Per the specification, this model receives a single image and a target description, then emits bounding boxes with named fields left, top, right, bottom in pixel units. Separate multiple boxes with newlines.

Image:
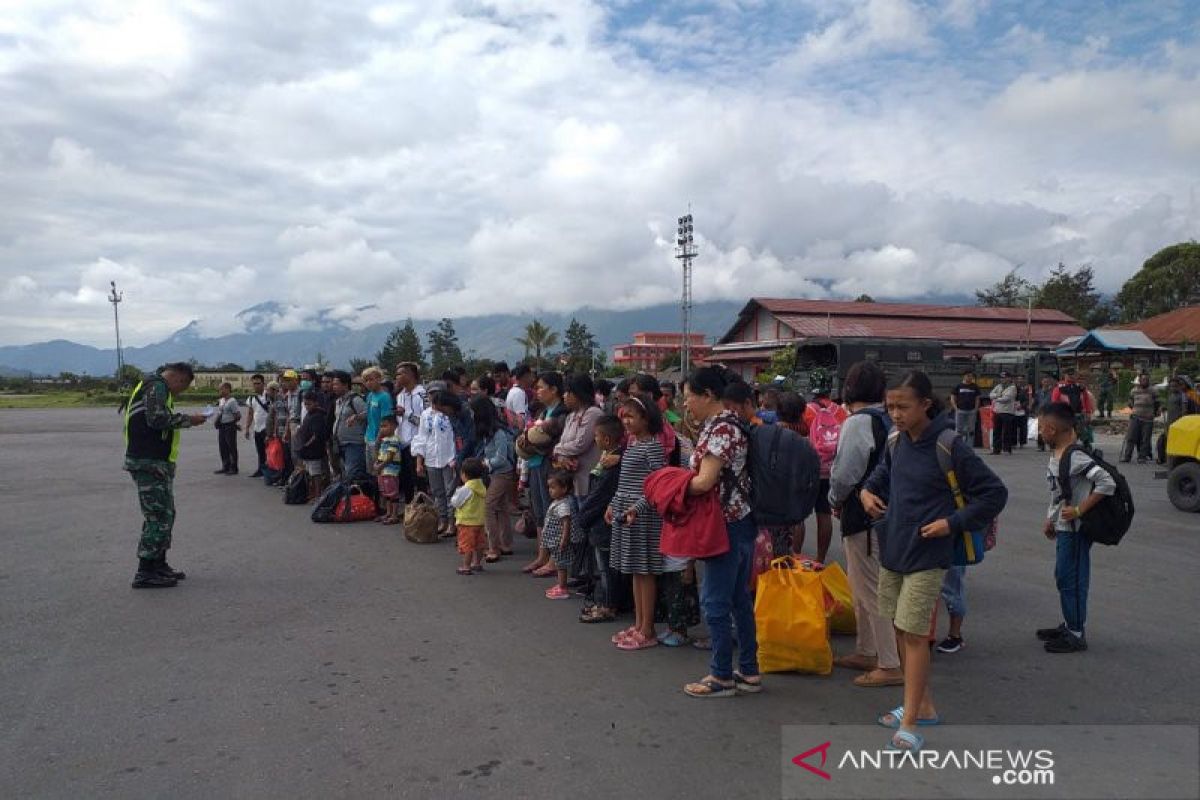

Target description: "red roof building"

left=1115, top=305, right=1200, bottom=354
left=709, top=298, right=1086, bottom=379
left=613, top=332, right=711, bottom=372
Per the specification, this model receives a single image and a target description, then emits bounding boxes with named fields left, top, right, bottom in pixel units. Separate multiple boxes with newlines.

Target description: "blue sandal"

left=684, top=678, right=737, bottom=698
left=887, top=729, right=925, bottom=752
left=877, top=705, right=941, bottom=729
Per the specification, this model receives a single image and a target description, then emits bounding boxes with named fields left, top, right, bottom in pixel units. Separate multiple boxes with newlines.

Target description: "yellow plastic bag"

left=754, top=557, right=832, bottom=675
left=819, top=562, right=856, bottom=635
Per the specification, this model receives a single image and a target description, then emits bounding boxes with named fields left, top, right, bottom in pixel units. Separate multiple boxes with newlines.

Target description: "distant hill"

left=0, top=301, right=744, bottom=376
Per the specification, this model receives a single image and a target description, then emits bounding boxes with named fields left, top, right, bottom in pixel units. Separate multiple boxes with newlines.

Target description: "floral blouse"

left=691, top=410, right=752, bottom=523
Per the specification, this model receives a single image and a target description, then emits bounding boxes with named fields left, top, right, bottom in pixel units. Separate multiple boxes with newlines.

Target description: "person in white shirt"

left=411, top=388, right=460, bottom=535
left=505, top=363, right=534, bottom=429
left=394, top=362, right=428, bottom=505
left=243, top=373, right=270, bottom=477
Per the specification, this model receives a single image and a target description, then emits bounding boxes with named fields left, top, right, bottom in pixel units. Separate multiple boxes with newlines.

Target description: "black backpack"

left=283, top=471, right=308, bottom=505
left=311, top=481, right=350, bottom=523
left=1057, top=444, right=1134, bottom=546
left=726, top=420, right=821, bottom=527
left=839, top=408, right=891, bottom=536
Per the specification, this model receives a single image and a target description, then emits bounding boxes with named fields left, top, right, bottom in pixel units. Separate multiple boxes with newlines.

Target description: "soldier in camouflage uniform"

left=124, top=362, right=207, bottom=588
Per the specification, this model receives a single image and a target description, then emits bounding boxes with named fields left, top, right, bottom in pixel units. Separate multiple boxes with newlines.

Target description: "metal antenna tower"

left=108, top=281, right=125, bottom=380
left=675, top=209, right=697, bottom=374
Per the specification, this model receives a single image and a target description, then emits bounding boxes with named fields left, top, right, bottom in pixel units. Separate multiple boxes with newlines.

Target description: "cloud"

left=0, top=0, right=1197, bottom=347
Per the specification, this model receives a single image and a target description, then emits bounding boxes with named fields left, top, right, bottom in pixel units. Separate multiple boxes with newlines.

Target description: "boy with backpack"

left=1037, top=402, right=1119, bottom=654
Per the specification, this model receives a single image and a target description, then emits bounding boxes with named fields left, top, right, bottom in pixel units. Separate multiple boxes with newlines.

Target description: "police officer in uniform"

left=124, top=362, right=207, bottom=588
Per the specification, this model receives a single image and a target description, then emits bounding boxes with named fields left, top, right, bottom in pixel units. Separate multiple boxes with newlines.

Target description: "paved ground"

left=1, top=408, right=1197, bottom=799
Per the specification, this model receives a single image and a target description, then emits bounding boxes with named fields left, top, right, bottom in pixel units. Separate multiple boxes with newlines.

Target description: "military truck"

left=978, top=350, right=1060, bottom=390
left=791, top=338, right=968, bottom=399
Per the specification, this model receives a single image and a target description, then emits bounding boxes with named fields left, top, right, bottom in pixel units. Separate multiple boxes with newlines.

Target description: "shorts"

left=878, top=566, right=947, bottom=635
left=378, top=474, right=400, bottom=500
left=814, top=478, right=831, bottom=515
left=456, top=524, right=486, bottom=555
left=304, top=459, right=326, bottom=476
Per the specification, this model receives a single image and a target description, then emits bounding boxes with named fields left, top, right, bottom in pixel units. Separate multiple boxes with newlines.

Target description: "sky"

left=0, top=0, right=1197, bottom=347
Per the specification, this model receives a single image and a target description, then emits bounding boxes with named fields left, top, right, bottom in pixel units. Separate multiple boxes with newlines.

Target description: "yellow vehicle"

left=1166, top=415, right=1200, bottom=512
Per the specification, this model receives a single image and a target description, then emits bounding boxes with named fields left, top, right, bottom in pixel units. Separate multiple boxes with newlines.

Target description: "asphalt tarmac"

left=1, top=408, right=1197, bottom=799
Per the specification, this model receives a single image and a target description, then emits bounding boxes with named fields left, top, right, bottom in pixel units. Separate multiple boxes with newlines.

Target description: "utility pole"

left=108, top=281, right=125, bottom=382
left=675, top=209, right=697, bottom=374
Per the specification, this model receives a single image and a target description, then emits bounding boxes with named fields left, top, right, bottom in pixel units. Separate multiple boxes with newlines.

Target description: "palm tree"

left=515, top=319, right=559, bottom=369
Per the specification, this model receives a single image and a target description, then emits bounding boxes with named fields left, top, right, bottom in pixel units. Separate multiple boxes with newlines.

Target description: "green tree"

left=515, top=319, right=560, bottom=369
left=976, top=269, right=1035, bottom=307
left=253, top=359, right=281, bottom=373
left=461, top=352, right=496, bottom=380
left=348, top=357, right=373, bottom=375
left=58, top=371, right=79, bottom=384
left=376, top=319, right=425, bottom=371
left=854, top=294, right=875, bottom=303
left=1034, top=263, right=1104, bottom=328
left=427, top=317, right=464, bottom=376
left=1116, top=242, right=1200, bottom=322
left=561, top=318, right=598, bottom=374
left=216, top=362, right=245, bottom=372
left=767, top=344, right=797, bottom=382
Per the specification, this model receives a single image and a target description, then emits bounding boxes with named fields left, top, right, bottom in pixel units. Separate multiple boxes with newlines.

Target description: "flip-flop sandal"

left=455, top=567, right=473, bottom=576
left=833, top=654, right=878, bottom=671
left=887, top=730, right=925, bottom=752
left=471, top=564, right=484, bottom=573
left=658, top=631, right=689, bottom=647
left=733, top=672, right=763, bottom=693
left=611, top=626, right=637, bottom=643
left=616, top=632, right=658, bottom=651
left=532, top=566, right=556, bottom=577
left=484, top=554, right=501, bottom=563
left=520, top=563, right=540, bottom=573
left=854, top=671, right=906, bottom=688
left=684, top=678, right=737, bottom=698
left=877, top=706, right=941, bottom=729
left=691, top=638, right=712, bottom=651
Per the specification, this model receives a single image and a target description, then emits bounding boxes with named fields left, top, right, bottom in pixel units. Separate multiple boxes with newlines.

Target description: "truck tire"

left=1167, top=461, right=1200, bottom=513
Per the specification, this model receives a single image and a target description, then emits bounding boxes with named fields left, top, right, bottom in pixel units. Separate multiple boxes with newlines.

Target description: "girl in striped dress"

left=606, top=397, right=667, bottom=651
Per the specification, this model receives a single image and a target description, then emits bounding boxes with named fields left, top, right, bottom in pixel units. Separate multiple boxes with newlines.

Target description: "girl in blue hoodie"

left=860, top=371, right=1007, bottom=753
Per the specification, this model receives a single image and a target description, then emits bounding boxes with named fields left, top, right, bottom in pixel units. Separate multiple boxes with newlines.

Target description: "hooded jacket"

left=863, top=415, right=1008, bottom=573
left=644, top=466, right=728, bottom=559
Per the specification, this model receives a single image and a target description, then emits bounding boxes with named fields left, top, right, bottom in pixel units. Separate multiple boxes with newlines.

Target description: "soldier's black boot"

left=132, top=558, right=177, bottom=588
left=156, top=557, right=186, bottom=580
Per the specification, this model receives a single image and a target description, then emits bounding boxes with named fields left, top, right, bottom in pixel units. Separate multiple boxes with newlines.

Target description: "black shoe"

left=249, top=470, right=263, bottom=478
left=214, top=468, right=229, bottom=474
left=226, top=469, right=238, bottom=475
left=1036, top=623, right=1067, bottom=641
left=935, top=636, right=964, bottom=654
left=1044, top=631, right=1087, bottom=653
left=132, top=570, right=177, bottom=588
left=158, top=560, right=187, bottom=580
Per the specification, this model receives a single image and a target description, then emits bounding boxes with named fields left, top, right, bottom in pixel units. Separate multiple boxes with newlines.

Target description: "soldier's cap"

left=281, top=369, right=299, bottom=379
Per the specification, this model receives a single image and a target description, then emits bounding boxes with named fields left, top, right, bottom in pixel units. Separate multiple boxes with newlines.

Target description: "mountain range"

left=0, top=301, right=744, bottom=377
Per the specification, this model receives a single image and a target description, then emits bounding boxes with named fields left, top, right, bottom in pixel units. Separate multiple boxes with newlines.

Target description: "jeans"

left=527, top=461, right=551, bottom=529
left=940, top=565, right=967, bottom=619
left=700, top=515, right=759, bottom=681
left=427, top=464, right=458, bottom=523
left=1122, top=417, right=1154, bottom=462
left=954, top=409, right=977, bottom=442
left=1055, top=529, right=1091, bottom=635
left=1016, top=414, right=1028, bottom=447
left=340, top=441, right=367, bottom=482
